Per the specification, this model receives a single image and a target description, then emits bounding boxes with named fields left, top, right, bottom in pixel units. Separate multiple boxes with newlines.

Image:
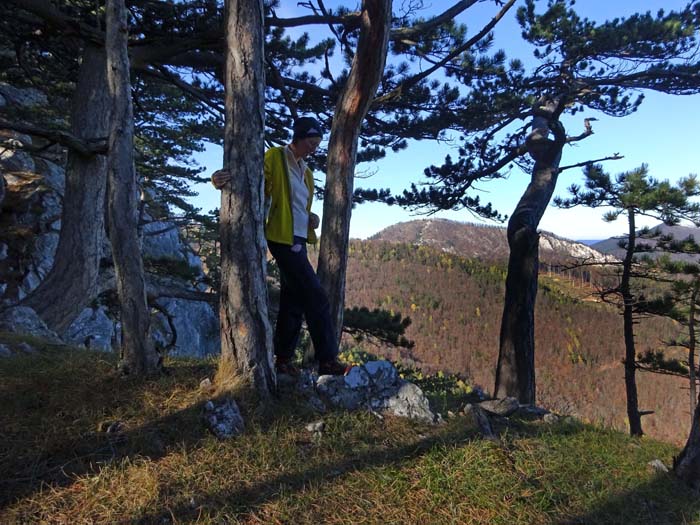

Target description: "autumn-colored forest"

left=338, top=240, right=687, bottom=445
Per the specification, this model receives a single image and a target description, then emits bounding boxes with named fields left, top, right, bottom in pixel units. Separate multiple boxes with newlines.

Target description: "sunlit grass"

left=1, top=342, right=699, bottom=524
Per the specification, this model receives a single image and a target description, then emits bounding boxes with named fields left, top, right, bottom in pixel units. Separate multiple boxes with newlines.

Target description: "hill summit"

left=369, top=219, right=614, bottom=263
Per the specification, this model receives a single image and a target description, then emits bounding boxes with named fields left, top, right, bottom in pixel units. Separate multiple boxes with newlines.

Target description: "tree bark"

left=0, top=167, right=5, bottom=212
left=620, top=209, right=643, bottom=436
left=675, top=391, right=700, bottom=490
left=689, top=280, right=698, bottom=421
left=494, top=107, right=565, bottom=404
left=106, top=0, right=160, bottom=375
left=218, top=0, right=274, bottom=399
left=317, top=0, right=392, bottom=346
left=21, top=45, right=110, bottom=333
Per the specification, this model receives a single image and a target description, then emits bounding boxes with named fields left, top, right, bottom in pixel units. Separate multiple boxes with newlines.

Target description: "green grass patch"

left=1, top=347, right=699, bottom=524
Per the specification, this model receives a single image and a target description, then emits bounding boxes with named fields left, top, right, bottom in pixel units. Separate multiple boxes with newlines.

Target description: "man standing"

left=212, top=117, right=348, bottom=376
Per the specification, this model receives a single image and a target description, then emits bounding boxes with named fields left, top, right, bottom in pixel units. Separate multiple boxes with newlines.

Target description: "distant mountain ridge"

left=591, top=223, right=700, bottom=263
left=369, top=218, right=614, bottom=264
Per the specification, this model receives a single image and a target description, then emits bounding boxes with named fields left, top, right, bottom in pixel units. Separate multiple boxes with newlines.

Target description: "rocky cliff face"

left=0, top=83, right=220, bottom=358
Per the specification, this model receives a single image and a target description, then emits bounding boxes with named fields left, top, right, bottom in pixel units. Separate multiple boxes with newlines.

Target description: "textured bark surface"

left=219, top=0, right=274, bottom=398
left=675, top=396, right=700, bottom=490
left=21, top=46, right=109, bottom=333
left=688, top=282, right=698, bottom=421
left=106, top=0, right=160, bottom=375
left=621, top=210, right=643, bottom=436
left=494, top=115, right=565, bottom=404
left=317, top=0, right=392, bottom=345
left=0, top=167, right=5, bottom=211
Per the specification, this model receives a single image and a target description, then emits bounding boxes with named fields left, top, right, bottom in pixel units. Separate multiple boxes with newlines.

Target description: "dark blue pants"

left=268, top=236, right=338, bottom=363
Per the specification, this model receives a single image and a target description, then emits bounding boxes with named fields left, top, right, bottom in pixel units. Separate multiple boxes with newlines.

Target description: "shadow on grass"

left=558, top=473, right=700, bottom=525
left=124, top=418, right=487, bottom=524
left=124, top=414, right=599, bottom=524
left=0, top=348, right=218, bottom=510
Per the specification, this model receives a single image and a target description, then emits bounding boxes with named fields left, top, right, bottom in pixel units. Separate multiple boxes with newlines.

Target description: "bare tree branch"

left=374, top=0, right=516, bottom=105
left=559, top=154, right=624, bottom=172
left=0, top=118, right=107, bottom=156
left=390, top=0, right=478, bottom=43
left=140, top=66, right=224, bottom=117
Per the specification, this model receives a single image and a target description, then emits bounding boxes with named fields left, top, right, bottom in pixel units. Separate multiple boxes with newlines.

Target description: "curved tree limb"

left=0, top=118, right=108, bottom=156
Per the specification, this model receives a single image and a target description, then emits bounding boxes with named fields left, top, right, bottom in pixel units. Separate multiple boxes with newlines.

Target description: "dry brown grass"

left=2, top=341, right=699, bottom=524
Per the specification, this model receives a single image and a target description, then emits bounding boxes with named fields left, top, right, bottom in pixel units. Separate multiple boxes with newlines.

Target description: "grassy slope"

left=1, top=342, right=699, bottom=524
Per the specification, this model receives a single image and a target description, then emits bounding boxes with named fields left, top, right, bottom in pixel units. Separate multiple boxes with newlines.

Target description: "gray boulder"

left=316, top=373, right=367, bottom=410
left=153, top=298, right=219, bottom=357
left=315, top=360, right=438, bottom=423
left=204, top=398, right=245, bottom=439
left=0, top=305, right=61, bottom=343
left=21, top=233, right=59, bottom=291
left=0, top=83, right=48, bottom=107
left=478, top=397, right=520, bottom=417
left=370, top=380, right=438, bottom=424
left=0, top=143, right=35, bottom=172
left=63, top=306, right=116, bottom=351
left=142, top=219, right=203, bottom=275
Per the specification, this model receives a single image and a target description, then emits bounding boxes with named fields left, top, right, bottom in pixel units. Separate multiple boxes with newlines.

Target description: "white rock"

left=371, top=381, right=437, bottom=424
left=648, top=459, right=669, bottom=473
left=305, top=420, right=325, bottom=433
left=343, top=365, right=370, bottom=389
left=364, top=359, right=399, bottom=385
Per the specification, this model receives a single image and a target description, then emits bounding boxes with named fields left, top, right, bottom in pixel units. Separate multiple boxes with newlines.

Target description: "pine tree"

left=554, top=163, right=700, bottom=436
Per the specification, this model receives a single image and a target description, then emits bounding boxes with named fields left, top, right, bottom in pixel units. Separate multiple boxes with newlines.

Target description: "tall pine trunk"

left=218, top=0, right=274, bottom=398
left=494, top=105, right=565, bottom=404
left=621, top=209, right=643, bottom=436
left=22, top=45, right=109, bottom=333
left=675, top=388, right=700, bottom=489
left=106, top=0, right=159, bottom=375
left=317, top=0, right=392, bottom=345
left=689, top=280, right=698, bottom=420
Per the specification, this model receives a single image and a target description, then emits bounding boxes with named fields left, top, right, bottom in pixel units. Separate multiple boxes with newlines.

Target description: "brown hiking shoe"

left=276, top=358, right=301, bottom=377
left=318, top=359, right=351, bottom=376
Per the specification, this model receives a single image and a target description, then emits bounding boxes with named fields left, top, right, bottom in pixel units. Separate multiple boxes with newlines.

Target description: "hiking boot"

left=318, top=359, right=351, bottom=376
left=276, top=358, right=301, bottom=377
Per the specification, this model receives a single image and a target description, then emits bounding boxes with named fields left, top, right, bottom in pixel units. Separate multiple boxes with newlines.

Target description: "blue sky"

left=188, top=0, right=700, bottom=241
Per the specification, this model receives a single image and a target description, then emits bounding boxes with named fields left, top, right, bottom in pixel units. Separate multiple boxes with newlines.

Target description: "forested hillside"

left=341, top=239, right=687, bottom=444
